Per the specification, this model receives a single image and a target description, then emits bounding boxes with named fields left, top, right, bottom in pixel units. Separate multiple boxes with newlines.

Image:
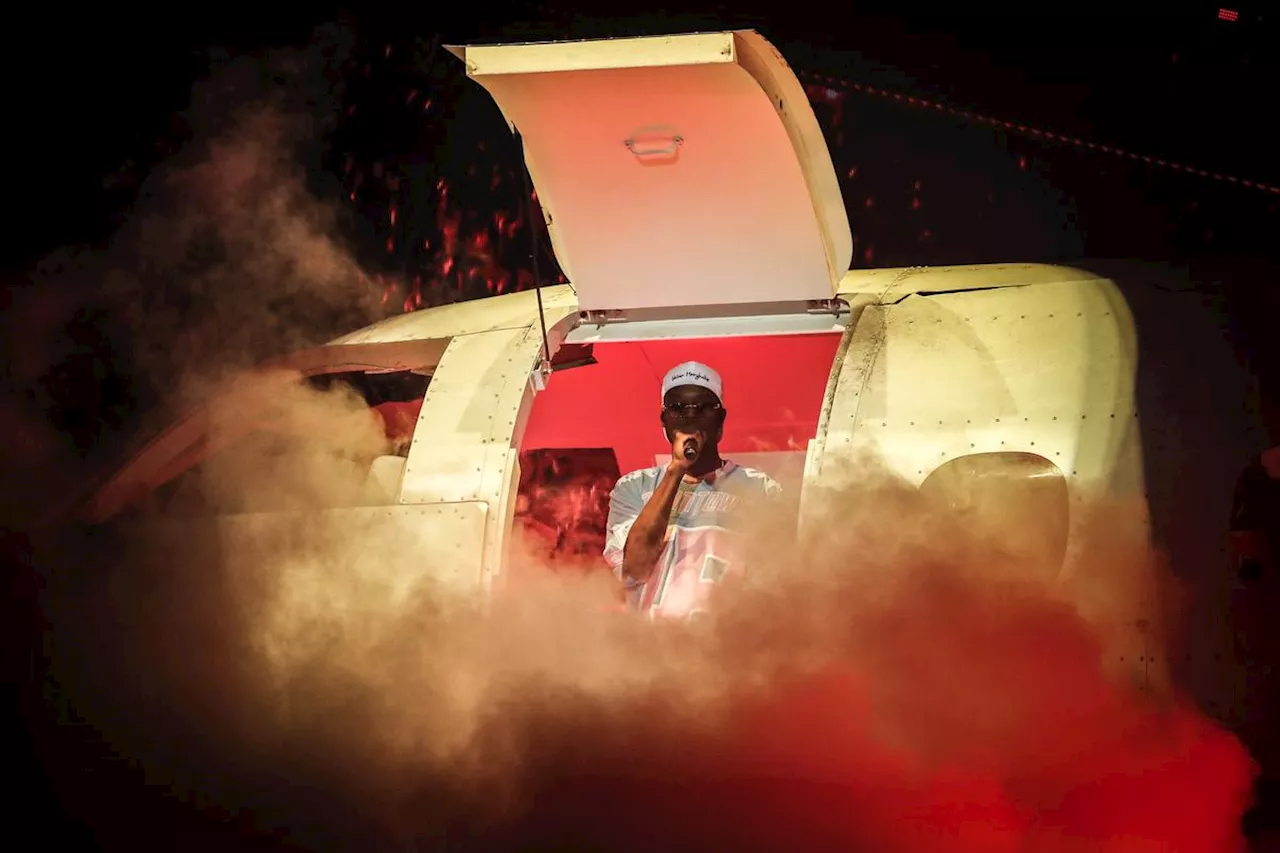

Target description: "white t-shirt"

left=603, top=460, right=782, bottom=620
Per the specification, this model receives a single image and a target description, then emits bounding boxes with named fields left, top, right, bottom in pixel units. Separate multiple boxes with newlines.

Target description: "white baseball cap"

left=661, top=361, right=723, bottom=402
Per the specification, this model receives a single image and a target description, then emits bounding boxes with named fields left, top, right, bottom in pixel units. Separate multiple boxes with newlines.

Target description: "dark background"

left=10, top=2, right=1279, bottom=269
left=9, top=1, right=1280, bottom=443
left=5, top=1, right=1280, bottom=848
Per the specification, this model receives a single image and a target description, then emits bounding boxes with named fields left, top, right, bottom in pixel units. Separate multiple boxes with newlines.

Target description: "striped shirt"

left=603, top=460, right=782, bottom=620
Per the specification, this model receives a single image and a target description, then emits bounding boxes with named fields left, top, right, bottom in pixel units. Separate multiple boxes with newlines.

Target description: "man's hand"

left=622, top=438, right=701, bottom=582
left=669, top=430, right=705, bottom=471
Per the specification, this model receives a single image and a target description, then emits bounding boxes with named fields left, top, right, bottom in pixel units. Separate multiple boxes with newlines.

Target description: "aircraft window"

left=141, top=370, right=431, bottom=517
left=306, top=370, right=430, bottom=406
left=918, top=452, right=1069, bottom=576
left=309, top=370, right=430, bottom=458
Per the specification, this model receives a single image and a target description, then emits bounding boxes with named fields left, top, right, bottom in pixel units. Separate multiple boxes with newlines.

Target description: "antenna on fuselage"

left=514, top=129, right=552, bottom=383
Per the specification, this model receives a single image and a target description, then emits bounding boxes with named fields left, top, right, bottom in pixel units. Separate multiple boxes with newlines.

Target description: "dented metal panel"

left=401, top=327, right=538, bottom=505
left=397, top=305, right=577, bottom=585
left=809, top=268, right=1158, bottom=692
left=816, top=275, right=1140, bottom=496
left=400, top=302, right=576, bottom=502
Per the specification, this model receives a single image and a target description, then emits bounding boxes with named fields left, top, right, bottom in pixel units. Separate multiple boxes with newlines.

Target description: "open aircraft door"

left=82, top=29, right=855, bottom=604
left=442, top=29, right=856, bottom=586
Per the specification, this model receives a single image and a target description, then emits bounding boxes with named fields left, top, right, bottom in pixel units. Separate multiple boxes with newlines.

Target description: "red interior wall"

left=521, top=333, right=842, bottom=476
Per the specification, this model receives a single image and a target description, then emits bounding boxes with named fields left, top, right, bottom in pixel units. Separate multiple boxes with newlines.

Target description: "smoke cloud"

left=4, top=21, right=1260, bottom=853
left=105, top=30, right=377, bottom=404
left=39, top=428, right=1259, bottom=851
left=0, top=24, right=374, bottom=528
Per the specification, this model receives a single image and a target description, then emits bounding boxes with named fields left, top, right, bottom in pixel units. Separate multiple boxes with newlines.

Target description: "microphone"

left=683, top=439, right=699, bottom=461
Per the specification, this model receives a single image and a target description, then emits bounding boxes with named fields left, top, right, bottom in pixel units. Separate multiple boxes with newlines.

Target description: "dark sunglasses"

left=662, top=402, right=722, bottom=419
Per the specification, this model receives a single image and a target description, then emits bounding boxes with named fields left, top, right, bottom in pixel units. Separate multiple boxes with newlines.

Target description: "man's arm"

left=603, top=431, right=702, bottom=586
left=604, top=478, right=641, bottom=580
left=619, top=462, right=687, bottom=583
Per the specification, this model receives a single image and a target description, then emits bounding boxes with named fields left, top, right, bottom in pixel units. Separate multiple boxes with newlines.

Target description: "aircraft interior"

left=511, top=331, right=842, bottom=572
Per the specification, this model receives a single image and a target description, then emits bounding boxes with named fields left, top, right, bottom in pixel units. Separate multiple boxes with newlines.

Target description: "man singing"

left=603, top=361, right=782, bottom=620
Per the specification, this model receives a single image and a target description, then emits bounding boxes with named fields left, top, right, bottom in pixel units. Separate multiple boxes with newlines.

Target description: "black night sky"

left=10, top=4, right=1280, bottom=442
